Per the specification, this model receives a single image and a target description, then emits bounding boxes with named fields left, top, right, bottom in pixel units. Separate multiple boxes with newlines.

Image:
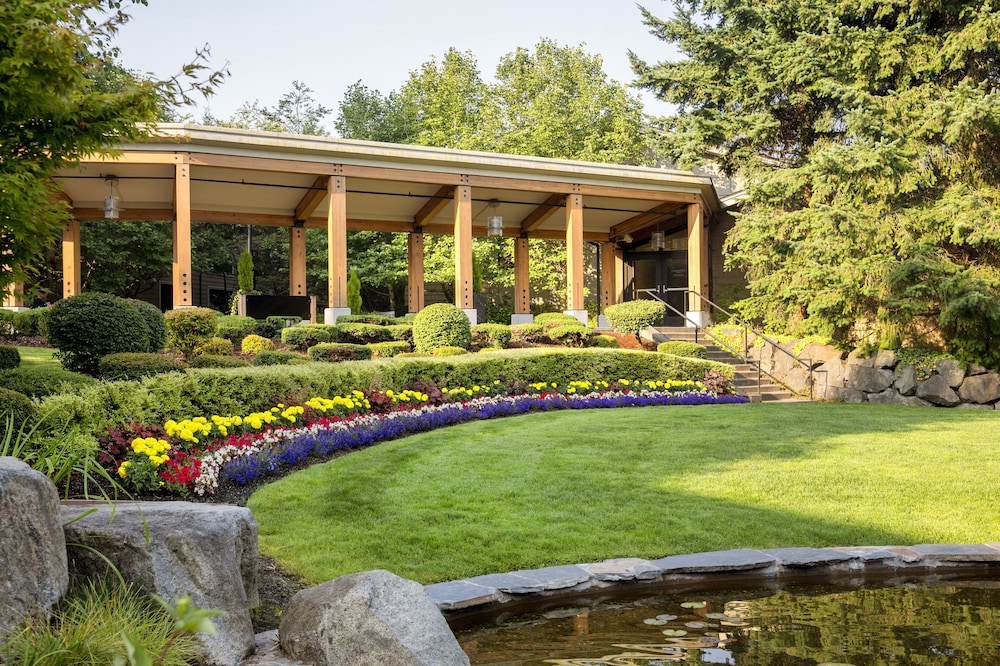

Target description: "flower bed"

left=103, top=378, right=747, bottom=496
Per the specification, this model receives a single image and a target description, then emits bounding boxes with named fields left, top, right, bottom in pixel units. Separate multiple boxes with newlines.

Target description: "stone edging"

left=426, top=544, right=1000, bottom=613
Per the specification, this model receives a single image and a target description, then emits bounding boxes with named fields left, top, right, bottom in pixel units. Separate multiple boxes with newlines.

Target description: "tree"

left=80, top=221, right=172, bottom=297
left=632, top=1, right=1000, bottom=365
left=334, top=82, right=414, bottom=143
left=0, top=0, right=226, bottom=294
left=205, top=80, right=331, bottom=136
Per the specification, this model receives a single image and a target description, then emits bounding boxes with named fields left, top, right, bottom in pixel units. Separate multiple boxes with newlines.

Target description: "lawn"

left=15, top=345, right=57, bottom=368
left=248, top=402, right=1000, bottom=584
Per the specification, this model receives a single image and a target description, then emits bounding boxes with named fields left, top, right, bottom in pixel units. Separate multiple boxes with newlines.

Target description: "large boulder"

left=915, top=375, right=962, bottom=407
left=61, top=501, right=258, bottom=666
left=936, top=359, right=966, bottom=388
left=893, top=364, right=917, bottom=396
left=867, top=390, right=932, bottom=407
left=958, top=372, right=1000, bottom=405
left=0, top=457, right=68, bottom=641
left=846, top=365, right=894, bottom=393
left=799, top=342, right=844, bottom=367
left=873, top=349, right=897, bottom=369
left=280, top=569, right=471, bottom=666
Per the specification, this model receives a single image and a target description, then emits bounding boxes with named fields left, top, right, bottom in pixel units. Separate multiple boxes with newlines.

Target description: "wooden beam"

left=566, top=193, right=585, bottom=312
left=80, top=152, right=188, bottom=165
left=514, top=237, right=530, bottom=315
left=294, top=176, right=329, bottom=222
left=413, top=185, right=454, bottom=227
left=519, top=194, right=564, bottom=233
left=289, top=226, right=307, bottom=296
left=173, top=163, right=193, bottom=307
left=578, top=185, right=699, bottom=203
left=407, top=232, right=425, bottom=314
left=609, top=202, right=685, bottom=238
left=600, top=242, right=622, bottom=311
left=454, top=184, right=474, bottom=311
left=687, top=198, right=709, bottom=313
left=187, top=152, right=338, bottom=176
left=62, top=219, right=81, bottom=298
left=328, top=175, right=348, bottom=309
left=420, top=223, right=608, bottom=242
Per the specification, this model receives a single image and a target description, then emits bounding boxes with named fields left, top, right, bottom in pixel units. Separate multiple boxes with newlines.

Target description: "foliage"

left=534, top=312, right=583, bottom=330
left=337, top=322, right=392, bottom=344
left=472, top=323, right=513, bottom=349
left=334, top=81, right=413, bottom=142
left=307, top=342, right=372, bottom=363
left=252, top=350, right=310, bottom=366
left=604, top=300, right=667, bottom=338
left=412, top=303, right=472, bottom=353
left=368, top=341, right=412, bottom=358
left=237, top=250, right=254, bottom=293
left=336, top=314, right=397, bottom=326
left=164, top=307, right=218, bottom=357
left=0, top=306, right=52, bottom=338
left=192, top=336, right=233, bottom=357
left=256, top=316, right=290, bottom=340
left=188, top=353, right=249, bottom=369
left=592, top=334, right=619, bottom=348
left=386, top=324, right=413, bottom=341
left=241, top=334, right=276, bottom=355
left=0, top=387, right=36, bottom=432
left=347, top=270, right=362, bottom=315
left=633, top=0, right=1000, bottom=366
left=116, top=594, right=223, bottom=666
left=511, top=323, right=547, bottom=343
left=0, top=345, right=20, bottom=370
left=0, top=365, right=98, bottom=397
left=215, top=315, right=258, bottom=344
left=98, top=353, right=186, bottom=381
left=47, top=293, right=150, bottom=375
left=126, top=299, right=166, bottom=352
left=701, top=369, right=733, bottom=395
left=280, top=324, right=342, bottom=351
left=548, top=325, right=594, bottom=348
left=206, top=80, right=330, bottom=136
left=894, top=347, right=957, bottom=380
left=657, top=341, right=708, bottom=359
left=81, top=222, right=173, bottom=298
left=431, top=346, right=469, bottom=356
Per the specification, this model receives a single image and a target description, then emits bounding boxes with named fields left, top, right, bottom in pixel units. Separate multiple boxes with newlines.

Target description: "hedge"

left=510, top=323, right=546, bottom=344
left=188, top=354, right=250, bottom=369
left=98, top=353, right=186, bottom=381
left=0, top=387, right=35, bottom=432
left=548, top=325, right=594, bottom=348
left=471, top=323, right=512, bottom=349
left=281, top=325, right=342, bottom=351
left=386, top=325, right=413, bottom=342
left=241, top=334, right=276, bottom=355
left=412, top=303, right=471, bottom=352
left=308, top=343, right=373, bottom=363
left=47, top=293, right=151, bottom=375
left=368, top=341, right=412, bottom=358
left=431, top=346, right=468, bottom=356
left=192, top=337, right=234, bottom=357
left=164, top=307, right=218, bottom=357
left=592, top=334, right=619, bottom=348
left=0, top=345, right=20, bottom=370
left=0, top=366, right=98, bottom=398
left=216, top=315, right=258, bottom=344
left=127, top=299, right=167, bottom=352
left=534, top=312, right=583, bottom=330
left=657, top=341, right=708, bottom=359
left=335, top=314, right=396, bottom=326
left=252, top=350, right=310, bottom=366
left=337, top=323, right=393, bottom=344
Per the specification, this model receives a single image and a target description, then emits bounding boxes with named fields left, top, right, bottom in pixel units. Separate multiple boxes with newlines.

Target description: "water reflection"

left=456, top=579, right=1000, bottom=665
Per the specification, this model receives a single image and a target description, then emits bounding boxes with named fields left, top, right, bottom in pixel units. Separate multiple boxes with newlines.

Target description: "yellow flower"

left=117, top=461, right=130, bottom=478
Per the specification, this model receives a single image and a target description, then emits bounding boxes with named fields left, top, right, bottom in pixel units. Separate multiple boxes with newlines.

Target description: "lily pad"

left=685, top=621, right=709, bottom=629
left=662, top=629, right=689, bottom=637
left=643, top=618, right=668, bottom=626
left=656, top=614, right=678, bottom=621
left=706, top=612, right=725, bottom=619
left=680, top=601, right=707, bottom=609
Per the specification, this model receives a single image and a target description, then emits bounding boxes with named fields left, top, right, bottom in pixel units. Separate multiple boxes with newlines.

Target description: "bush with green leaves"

left=0, top=366, right=98, bottom=398
left=0, top=345, right=20, bottom=370
left=534, top=312, right=583, bottom=330
left=164, top=307, right=218, bottom=357
left=6, top=308, right=51, bottom=338
left=254, top=316, right=291, bottom=339
left=0, top=386, right=35, bottom=432
left=592, top=334, right=619, bottom=348
left=472, top=323, right=512, bottom=349
left=241, top=334, right=276, bottom=355
left=47, top=292, right=151, bottom=375
left=281, top=324, right=342, bottom=351
left=368, top=341, right=412, bottom=358
left=511, top=323, right=546, bottom=343
left=192, top=336, right=233, bottom=357
left=412, top=303, right=471, bottom=353
left=252, top=350, right=310, bottom=366
left=188, top=354, right=250, bottom=369
left=215, top=315, right=258, bottom=344
left=386, top=324, right=412, bottom=341
left=347, top=271, right=362, bottom=315
left=337, top=314, right=396, bottom=326
left=338, top=322, right=393, bottom=344
left=308, top=342, right=372, bottom=363
left=432, top=346, right=468, bottom=356
left=548, top=325, right=594, bottom=348
left=604, top=300, right=668, bottom=338
left=657, top=341, right=708, bottom=359
left=127, top=299, right=167, bottom=352
left=98, top=353, right=186, bottom=381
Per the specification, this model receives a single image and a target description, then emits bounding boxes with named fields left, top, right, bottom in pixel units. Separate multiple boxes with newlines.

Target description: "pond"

left=453, top=574, right=1000, bottom=665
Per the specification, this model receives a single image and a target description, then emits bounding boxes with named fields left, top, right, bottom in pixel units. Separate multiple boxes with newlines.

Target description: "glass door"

left=626, top=251, right=687, bottom=326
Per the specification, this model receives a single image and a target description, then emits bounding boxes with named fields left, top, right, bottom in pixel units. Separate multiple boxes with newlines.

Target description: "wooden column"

left=565, top=191, right=585, bottom=313
left=327, top=175, right=348, bottom=309
left=687, top=199, right=709, bottom=315
left=3, top=281, right=24, bottom=308
left=289, top=226, right=307, bottom=296
left=407, top=231, right=425, bottom=314
left=600, top=241, right=622, bottom=311
left=62, top=219, right=81, bottom=298
left=514, top=236, right=530, bottom=315
left=454, top=183, right=474, bottom=312
left=172, top=162, right=193, bottom=307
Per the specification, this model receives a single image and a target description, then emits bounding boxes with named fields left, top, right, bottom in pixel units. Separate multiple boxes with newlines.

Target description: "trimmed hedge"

left=472, top=323, right=512, bottom=349
left=1, top=308, right=51, bottom=339
left=98, top=353, right=186, bottom=381
left=548, top=325, right=594, bottom=348
left=386, top=325, right=412, bottom=341
left=47, top=293, right=150, bottom=375
left=0, top=387, right=35, bottom=432
left=592, top=334, right=619, bottom=348
left=127, top=299, right=167, bottom=352
left=431, top=346, right=468, bottom=356
left=604, top=300, right=667, bottom=337
left=534, top=312, right=584, bottom=330
left=216, top=315, right=258, bottom=344
left=335, top=314, right=396, bottom=326
left=164, top=307, right=218, bottom=357
left=657, top=341, right=708, bottom=359
left=368, top=341, right=412, bottom=358
left=253, top=350, right=310, bottom=366
left=255, top=316, right=292, bottom=339
left=281, top=325, right=342, bottom=351
left=511, top=323, right=546, bottom=343
left=308, top=343, right=373, bottom=363
left=241, top=334, right=276, bottom=355
left=192, top=337, right=234, bottom=357
left=188, top=354, right=250, bottom=369
left=0, top=366, right=98, bottom=398
left=412, top=303, right=471, bottom=353
left=0, top=345, right=20, bottom=370
left=338, top=323, right=393, bottom=344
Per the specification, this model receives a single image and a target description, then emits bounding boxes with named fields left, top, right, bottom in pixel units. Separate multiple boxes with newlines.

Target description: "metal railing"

left=636, top=288, right=827, bottom=400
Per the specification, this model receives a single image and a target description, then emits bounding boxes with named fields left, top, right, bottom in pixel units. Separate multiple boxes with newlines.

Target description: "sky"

left=112, top=0, right=681, bottom=133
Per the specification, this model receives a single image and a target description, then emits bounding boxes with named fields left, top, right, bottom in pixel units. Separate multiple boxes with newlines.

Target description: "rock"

left=840, top=388, right=866, bottom=403
left=936, top=359, right=966, bottom=388
left=799, top=343, right=844, bottom=367
left=846, top=349, right=874, bottom=367
left=956, top=402, right=993, bottom=410
left=814, top=360, right=846, bottom=396
left=958, top=372, right=1000, bottom=404
left=866, top=390, right=932, bottom=407
left=968, top=363, right=989, bottom=376
left=874, top=349, right=897, bottom=368
left=280, top=570, right=470, bottom=666
left=915, top=375, right=962, bottom=407
left=846, top=365, right=894, bottom=393
left=893, top=364, right=917, bottom=396
left=61, top=501, right=258, bottom=666
left=0, top=457, right=68, bottom=642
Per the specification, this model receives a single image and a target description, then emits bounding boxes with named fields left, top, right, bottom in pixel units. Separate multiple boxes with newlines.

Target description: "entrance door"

left=626, top=251, right=687, bottom=326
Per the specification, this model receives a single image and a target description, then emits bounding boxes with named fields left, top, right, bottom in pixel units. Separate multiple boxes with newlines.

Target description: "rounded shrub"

left=188, top=354, right=250, bottom=369
left=0, top=345, right=20, bottom=370
left=511, top=323, right=546, bottom=343
left=472, top=323, right=512, bottom=349
left=11, top=308, right=50, bottom=338
left=47, top=292, right=151, bottom=375
left=98, top=353, right=186, bottom=381
left=431, top=346, right=468, bottom=356
left=281, top=325, right=342, bottom=351
left=535, top=312, right=584, bottom=330
left=412, top=303, right=471, bottom=353
left=307, top=342, right=373, bottom=363
left=215, top=315, right=258, bottom=344
left=192, top=336, right=234, bottom=357
left=252, top=350, right=310, bottom=366
left=0, top=387, right=35, bottom=431
left=0, top=366, right=98, bottom=398
left=241, top=334, right=276, bottom=355
left=548, top=325, right=594, bottom=348
left=604, top=300, right=668, bottom=338
left=126, top=299, right=167, bottom=352
left=386, top=324, right=412, bottom=341
left=164, top=307, right=218, bottom=357
left=368, top=341, right=412, bottom=358
left=657, top=341, right=708, bottom=359
left=338, top=323, right=393, bottom=344
left=591, top=334, right=619, bottom=348
left=336, top=314, right=395, bottom=326
left=254, top=316, right=290, bottom=340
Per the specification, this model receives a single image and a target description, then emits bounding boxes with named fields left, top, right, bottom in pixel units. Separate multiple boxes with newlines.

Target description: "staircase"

left=649, top=327, right=798, bottom=402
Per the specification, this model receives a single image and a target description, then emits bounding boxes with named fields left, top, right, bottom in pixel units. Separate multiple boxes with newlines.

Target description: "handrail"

left=636, top=288, right=827, bottom=400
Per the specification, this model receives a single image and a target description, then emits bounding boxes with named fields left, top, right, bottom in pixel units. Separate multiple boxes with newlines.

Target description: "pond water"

left=454, top=576, right=1000, bottom=665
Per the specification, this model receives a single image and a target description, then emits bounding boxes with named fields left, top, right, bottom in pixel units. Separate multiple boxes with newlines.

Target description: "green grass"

left=248, top=402, right=1000, bottom=584
left=16, top=345, right=58, bottom=368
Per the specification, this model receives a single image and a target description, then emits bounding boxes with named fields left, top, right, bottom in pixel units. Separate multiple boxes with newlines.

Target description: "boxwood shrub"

left=386, top=325, right=412, bottom=341
left=241, top=334, right=276, bottom=355
left=431, top=346, right=468, bottom=356
left=511, top=323, right=547, bottom=343
left=164, top=307, right=218, bottom=357
left=281, top=325, right=342, bottom=351
left=604, top=300, right=667, bottom=338
left=534, top=312, right=583, bottom=330
left=0, top=345, right=20, bottom=370
left=337, top=323, right=393, bottom=344
left=548, top=325, right=594, bottom=348
left=188, top=354, right=250, bottom=369
left=308, top=342, right=373, bottom=363
left=368, top=341, right=412, bottom=358
left=0, top=366, right=98, bottom=398
left=472, top=323, right=512, bottom=349
left=254, top=316, right=291, bottom=340
left=98, top=353, right=186, bottom=381
left=47, top=292, right=151, bottom=375
left=126, top=299, right=167, bottom=352
left=592, top=334, right=619, bottom=348
left=0, top=387, right=35, bottom=431
left=192, top=337, right=234, bottom=357
left=253, top=350, right=310, bottom=366
left=216, top=315, right=258, bottom=344
left=657, top=341, right=708, bottom=359
left=412, top=303, right=471, bottom=352
left=335, top=314, right=395, bottom=326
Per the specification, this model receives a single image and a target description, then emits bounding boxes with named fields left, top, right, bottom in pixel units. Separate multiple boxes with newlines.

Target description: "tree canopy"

left=633, top=0, right=1000, bottom=365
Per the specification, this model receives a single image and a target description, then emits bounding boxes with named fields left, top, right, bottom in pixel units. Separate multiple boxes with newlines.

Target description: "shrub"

left=47, top=292, right=150, bottom=375
left=253, top=350, right=310, bottom=366
left=308, top=342, right=372, bottom=363
left=702, top=368, right=733, bottom=394
left=347, top=271, right=362, bottom=314
left=592, top=334, right=619, bottom=348
left=478, top=346, right=506, bottom=353
left=412, top=303, right=471, bottom=353
left=98, top=353, right=186, bottom=381
left=369, top=341, right=412, bottom=358
left=242, top=334, right=276, bottom=355
left=9, top=308, right=51, bottom=338
left=548, top=325, right=594, bottom=348
left=511, top=323, right=546, bottom=343
left=0, top=366, right=98, bottom=398
left=535, top=312, right=583, bottom=330
left=472, top=323, right=512, bottom=349
left=432, top=346, right=469, bottom=356
left=192, top=336, right=233, bottom=357
left=188, top=354, right=250, bottom=369
left=281, top=324, right=342, bottom=351
left=338, top=322, right=393, bottom=344
left=657, top=341, right=708, bottom=359
left=0, top=386, right=36, bottom=430
left=216, top=315, right=258, bottom=344
left=386, top=324, right=413, bottom=341
left=0, top=345, right=20, bottom=370
left=127, top=299, right=167, bottom=352
left=255, top=316, right=291, bottom=339
left=337, top=314, right=396, bottom=326
left=605, top=300, right=668, bottom=338
left=164, top=307, right=218, bottom=357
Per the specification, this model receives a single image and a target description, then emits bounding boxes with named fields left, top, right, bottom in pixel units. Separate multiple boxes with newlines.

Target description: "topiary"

left=386, top=324, right=412, bottom=341
left=192, top=336, right=234, bottom=357
left=254, top=316, right=289, bottom=339
left=347, top=271, right=362, bottom=314
left=0, top=366, right=98, bottom=398
left=471, top=323, right=512, bottom=349
left=241, top=334, right=276, bottom=355
left=47, top=292, right=151, bottom=375
left=591, top=334, right=619, bottom=348
left=368, top=341, right=412, bottom=358
left=337, top=314, right=395, bottom=326
left=412, top=303, right=471, bottom=353
left=252, top=350, right=310, bottom=366
left=280, top=324, right=342, bottom=351
left=548, top=325, right=594, bottom=348
left=511, top=323, right=546, bottom=343
left=307, top=342, right=372, bottom=363
left=431, top=346, right=468, bottom=356
left=604, top=300, right=668, bottom=339
left=0, top=387, right=35, bottom=432
left=164, top=307, right=218, bottom=357
left=126, top=299, right=167, bottom=352
left=338, top=323, right=393, bottom=344
left=97, top=353, right=186, bottom=381
left=215, top=315, right=258, bottom=344
left=0, top=345, right=20, bottom=370
left=188, top=354, right=250, bottom=369
left=535, top=312, right=584, bottom=330
left=657, top=341, right=708, bottom=359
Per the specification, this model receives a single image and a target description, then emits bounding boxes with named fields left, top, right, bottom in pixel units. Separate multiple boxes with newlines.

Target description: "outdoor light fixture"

left=620, top=233, right=634, bottom=244
left=651, top=230, right=665, bottom=251
left=103, top=176, right=121, bottom=219
left=486, top=200, right=503, bottom=237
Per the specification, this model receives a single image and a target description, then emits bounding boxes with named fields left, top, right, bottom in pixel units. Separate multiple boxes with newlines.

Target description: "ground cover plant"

left=247, top=403, right=1000, bottom=584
